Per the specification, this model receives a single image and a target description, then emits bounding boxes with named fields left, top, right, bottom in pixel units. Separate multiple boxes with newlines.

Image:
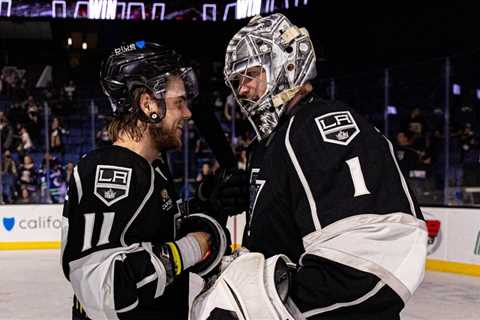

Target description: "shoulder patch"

left=94, top=165, right=132, bottom=206
left=314, top=111, right=360, bottom=146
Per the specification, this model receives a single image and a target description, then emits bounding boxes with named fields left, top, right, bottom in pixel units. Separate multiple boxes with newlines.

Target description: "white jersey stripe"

left=73, top=165, right=83, bottom=203
left=384, top=137, right=417, bottom=216
left=136, top=273, right=158, bottom=289
left=116, top=299, right=139, bottom=313
left=121, top=165, right=155, bottom=246
left=285, top=116, right=321, bottom=231
left=303, top=281, right=385, bottom=317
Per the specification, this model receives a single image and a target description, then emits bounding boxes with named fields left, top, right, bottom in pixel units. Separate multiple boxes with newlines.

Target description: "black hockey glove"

left=177, top=213, right=230, bottom=277
left=196, top=168, right=249, bottom=222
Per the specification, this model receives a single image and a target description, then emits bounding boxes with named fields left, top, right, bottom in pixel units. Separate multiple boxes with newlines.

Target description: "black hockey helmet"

left=100, top=41, right=198, bottom=121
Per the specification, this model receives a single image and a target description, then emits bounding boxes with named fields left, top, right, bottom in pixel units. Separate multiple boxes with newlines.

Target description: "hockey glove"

left=178, top=213, right=230, bottom=277
left=196, top=168, right=249, bottom=221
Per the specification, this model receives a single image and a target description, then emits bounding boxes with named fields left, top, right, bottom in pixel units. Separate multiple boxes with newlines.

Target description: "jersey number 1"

left=82, top=212, right=115, bottom=252
left=345, top=156, right=370, bottom=197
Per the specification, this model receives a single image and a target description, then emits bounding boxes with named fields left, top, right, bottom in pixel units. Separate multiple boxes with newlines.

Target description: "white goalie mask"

left=224, top=13, right=317, bottom=140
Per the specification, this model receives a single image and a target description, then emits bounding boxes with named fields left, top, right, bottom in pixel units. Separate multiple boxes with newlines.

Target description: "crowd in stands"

left=0, top=65, right=88, bottom=204
left=1, top=62, right=479, bottom=206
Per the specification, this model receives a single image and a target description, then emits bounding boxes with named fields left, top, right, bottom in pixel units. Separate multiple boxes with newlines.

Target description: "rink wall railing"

left=1, top=205, right=480, bottom=276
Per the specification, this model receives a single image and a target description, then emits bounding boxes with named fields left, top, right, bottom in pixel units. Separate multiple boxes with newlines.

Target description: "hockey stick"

left=190, top=103, right=237, bottom=171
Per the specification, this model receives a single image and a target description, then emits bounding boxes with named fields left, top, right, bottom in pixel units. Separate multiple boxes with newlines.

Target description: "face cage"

left=225, top=54, right=276, bottom=118
left=147, top=67, right=199, bottom=104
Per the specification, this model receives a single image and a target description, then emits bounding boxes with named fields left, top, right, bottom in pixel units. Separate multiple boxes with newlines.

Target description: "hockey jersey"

left=61, top=145, right=190, bottom=320
left=244, top=95, right=428, bottom=319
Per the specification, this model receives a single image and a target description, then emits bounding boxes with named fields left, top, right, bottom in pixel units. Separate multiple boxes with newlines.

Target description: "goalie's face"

left=231, top=66, right=268, bottom=107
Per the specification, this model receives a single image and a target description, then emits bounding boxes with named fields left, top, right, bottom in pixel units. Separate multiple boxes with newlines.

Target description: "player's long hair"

left=108, top=87, right=149, bottom=142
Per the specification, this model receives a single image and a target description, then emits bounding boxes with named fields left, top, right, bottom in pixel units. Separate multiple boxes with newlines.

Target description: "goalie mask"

left=100, top=41, right=199, bottom=122
left=224, top=13, right=316, bottom=140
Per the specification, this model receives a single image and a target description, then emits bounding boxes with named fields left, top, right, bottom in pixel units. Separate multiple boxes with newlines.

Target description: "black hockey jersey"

left=244, top=96, right=427, bottom=319
left=61, top=145, right=190, bottom=320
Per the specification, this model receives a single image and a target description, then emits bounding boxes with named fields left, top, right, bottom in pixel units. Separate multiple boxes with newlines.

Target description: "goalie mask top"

left=224, top=13, right=317, bottom=140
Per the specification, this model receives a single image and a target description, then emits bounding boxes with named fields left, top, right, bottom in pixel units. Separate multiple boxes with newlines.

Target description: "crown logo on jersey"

left=336, top=130, right=349, bottom=141
left=104, top=189, right=117, bottom=200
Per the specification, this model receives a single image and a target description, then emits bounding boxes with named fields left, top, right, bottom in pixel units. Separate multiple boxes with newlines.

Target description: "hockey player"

left=61, top=42, right=227, bottom=320
left=204, top=14, right=428, bottom=320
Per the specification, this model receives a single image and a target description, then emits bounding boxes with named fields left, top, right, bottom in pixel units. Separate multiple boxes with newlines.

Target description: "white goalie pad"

left=189, top=252, right=305, bottom=320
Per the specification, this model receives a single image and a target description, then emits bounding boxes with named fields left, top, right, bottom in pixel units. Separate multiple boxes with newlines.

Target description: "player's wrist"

left=175, top=233, right=204, bottom=271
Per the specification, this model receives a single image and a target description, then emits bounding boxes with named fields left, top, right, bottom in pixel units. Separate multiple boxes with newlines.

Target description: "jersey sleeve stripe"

left=384, top=137, right=417, bottom=217
left=303, top=281, right=385, bottom=317
left=73, top=165, right=83, bottom=203
left=120, top=165, right=155, bottom=247
left=116, top=299, right=139, bottom=313
left=136, top=273, right=158, bottom=289
left=285, top=116, right=322, bottom=231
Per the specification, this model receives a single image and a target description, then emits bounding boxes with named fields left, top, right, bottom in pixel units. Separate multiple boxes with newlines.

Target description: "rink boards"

left=1, top=204, right=479, bottom=276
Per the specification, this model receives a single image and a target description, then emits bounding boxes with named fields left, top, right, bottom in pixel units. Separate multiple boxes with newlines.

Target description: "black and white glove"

left=196, top=168, right=249, bottom=223
left=177, top=213, right=230, bottom=277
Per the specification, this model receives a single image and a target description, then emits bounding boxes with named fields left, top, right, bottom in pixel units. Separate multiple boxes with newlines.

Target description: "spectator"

left=196, top=161, right=212, bottom=183
left=50, top=117, right=67, bottom=155
left=0, top=112, right=15, bottom=151
left=1, top=150, right=18, bottom=203
left=17, top=154, right=37, bottom=198
left=96, top=125, right=112, bottom=148
left=15, top=185, right=31, bottom=204
left=460, top=123, right=480, bottom=187
left=64, top=80, right=76, bottom=101
left=65, top=161, right=74, bottom=185
left=47, top=162, right=66, bottom=203
left=223, top=93, right=250, bottom=140
left=407, top=107, right=427, bottom=150
left=25, top=101, right=41, bottom=145
left=17, top=126, right=34, bottom=155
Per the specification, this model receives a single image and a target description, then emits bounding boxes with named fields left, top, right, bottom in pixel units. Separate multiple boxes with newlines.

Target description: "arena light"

left=3, top=1, right=310, bottom=20
left=151, top=3, right=165, bottom=21
left=236, top=0, right=261, bottom=19
left=202, top=3, right=216, bottom=21
left=52, top=0, right=67, bottom=18
left=89, top=0, right=117, bottom=19
left=452, top=84, right=461, bottom=95
left=0, top=0, right=12, bottom=17
left=387, top=105, right=397, bottom=115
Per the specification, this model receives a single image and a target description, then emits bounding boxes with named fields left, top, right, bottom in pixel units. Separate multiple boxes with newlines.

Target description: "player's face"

left=235, top=66, right=267, bottom=102
left=150, top=76, right=191, bottom=150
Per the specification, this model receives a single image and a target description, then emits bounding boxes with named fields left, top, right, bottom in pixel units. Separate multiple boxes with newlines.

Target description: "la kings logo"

left=94, top=165, right=132, bottom=206
left=315, top=111, right=360, bottom=146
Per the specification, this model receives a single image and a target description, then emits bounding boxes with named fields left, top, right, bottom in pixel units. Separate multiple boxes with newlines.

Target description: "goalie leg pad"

left=190, top=252, right=305, bottom=320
